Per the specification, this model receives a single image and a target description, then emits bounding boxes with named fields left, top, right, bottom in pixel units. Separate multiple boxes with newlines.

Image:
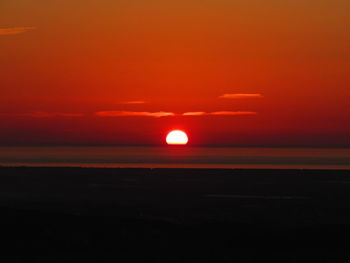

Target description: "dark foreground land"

left=1, top=167, right=350, bottom=262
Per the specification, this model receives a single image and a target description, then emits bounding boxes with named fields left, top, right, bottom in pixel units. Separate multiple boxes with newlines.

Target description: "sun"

left=166, top=130, right=188, bottom=145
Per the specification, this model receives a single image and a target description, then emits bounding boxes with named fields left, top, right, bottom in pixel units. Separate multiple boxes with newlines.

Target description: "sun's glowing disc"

left=166, top=130, right=188, bottom=145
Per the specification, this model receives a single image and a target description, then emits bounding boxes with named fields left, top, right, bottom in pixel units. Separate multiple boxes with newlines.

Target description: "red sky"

left=1, top=0, right=350, bottom=146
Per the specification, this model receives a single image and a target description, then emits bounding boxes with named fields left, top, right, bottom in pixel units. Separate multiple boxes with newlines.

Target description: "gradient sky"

left=1, top=0, right=349, bottom=146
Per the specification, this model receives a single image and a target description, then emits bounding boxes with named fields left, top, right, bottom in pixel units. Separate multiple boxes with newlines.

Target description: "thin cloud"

left=95, top=110, right=256, bottom=118
left=219, top=93, right=263, bottom=99
left=0, top=112, right=84, bottom=118
left=182, top=112, right=206, bottom=116
left=120, top=101, right=146, bottom=104
left=0, top=27, right=36, bottom=36
left=95, top=111, right=175, bottom=118
left=183, top=111, right=257, bottom=116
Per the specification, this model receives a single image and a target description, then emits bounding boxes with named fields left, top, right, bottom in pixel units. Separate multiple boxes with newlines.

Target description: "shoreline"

left=1, top=164, right=350, bottom=170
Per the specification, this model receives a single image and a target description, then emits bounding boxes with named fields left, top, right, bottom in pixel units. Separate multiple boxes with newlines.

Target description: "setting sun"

left=166, top=130, right=188, bottom=145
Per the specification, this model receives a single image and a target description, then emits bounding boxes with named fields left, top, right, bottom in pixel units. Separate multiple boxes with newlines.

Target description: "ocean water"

left=0, top=146, right=349, bottom=169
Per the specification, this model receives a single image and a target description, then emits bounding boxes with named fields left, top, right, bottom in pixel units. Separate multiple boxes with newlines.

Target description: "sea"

left=0, top=146, right=349, bottom=169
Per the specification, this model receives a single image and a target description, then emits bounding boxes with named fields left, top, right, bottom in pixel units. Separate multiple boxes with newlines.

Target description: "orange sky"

left=0, top=0, right=350, bottom=146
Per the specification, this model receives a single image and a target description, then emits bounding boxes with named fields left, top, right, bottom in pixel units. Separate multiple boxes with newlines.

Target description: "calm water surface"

left=0, top=146, right=349, bottom=169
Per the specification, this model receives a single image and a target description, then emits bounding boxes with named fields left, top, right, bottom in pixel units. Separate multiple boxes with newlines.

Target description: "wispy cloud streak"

left=219, top=93, right=263, bottom=99
left=0, top=27, right=36, bottom=36
left=182, top=112, right=207, bottom=116
left=183, top=111, right=257, bottom=116
left=95, top=110, right=256, bottom=118
left=95, top=111, right=175, bottom=118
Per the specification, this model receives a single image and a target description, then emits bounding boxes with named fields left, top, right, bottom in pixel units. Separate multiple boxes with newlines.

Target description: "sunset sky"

left=1, top=0, right=349, bottom=146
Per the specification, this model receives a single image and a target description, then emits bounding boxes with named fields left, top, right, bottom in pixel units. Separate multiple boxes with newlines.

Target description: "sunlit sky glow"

left=0, top=0, right=349, bottom=146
